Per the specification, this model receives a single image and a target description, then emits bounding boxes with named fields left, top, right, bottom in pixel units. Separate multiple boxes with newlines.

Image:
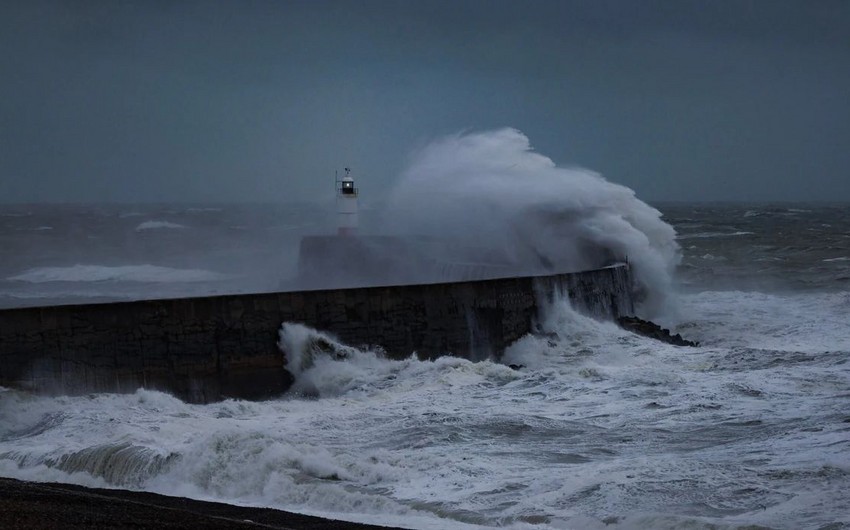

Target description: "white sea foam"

left=1, top=286, right=848, bottom=528
left=384, top=128, right=680, bottom=318
left=7, top=264, right=229, bottom=283
left=1, top=288, right=848, bottom=529
left=675, top=290, right=850, bottom=353
left=135, top=220, right=186, bottom=231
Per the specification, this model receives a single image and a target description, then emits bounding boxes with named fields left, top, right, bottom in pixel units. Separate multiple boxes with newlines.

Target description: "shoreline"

left=0, top=477, right=409, bottom=529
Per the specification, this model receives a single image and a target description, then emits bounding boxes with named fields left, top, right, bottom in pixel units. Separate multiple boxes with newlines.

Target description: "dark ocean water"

left=2, top=202, right=848, bottom=306
left=0, top=203, right=328, bottom=308
left=665, top=203, right=850, bottom=292
left=1, top=202, right=848, bottom=530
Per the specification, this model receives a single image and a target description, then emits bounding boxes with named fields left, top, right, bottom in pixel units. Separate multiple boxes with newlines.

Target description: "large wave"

left=383, top=128, right=680, bottom=317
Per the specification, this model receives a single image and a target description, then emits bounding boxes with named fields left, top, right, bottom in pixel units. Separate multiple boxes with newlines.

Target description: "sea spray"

left=278, top=322, right=392, bottom=396
left=503, top=286, right=639, bottom=373
left=277, top=323, right=360, bottom=377
left=384, top=128, right=680, bottom=317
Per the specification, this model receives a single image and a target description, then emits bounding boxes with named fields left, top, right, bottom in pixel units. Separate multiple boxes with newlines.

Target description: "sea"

left=1, top=201, right=849, bottom=530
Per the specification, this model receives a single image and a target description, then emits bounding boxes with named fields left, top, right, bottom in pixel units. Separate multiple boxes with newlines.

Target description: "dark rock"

left=0, top=477, right=407, bottom=530
left=617, top=316, right=699, bottom=347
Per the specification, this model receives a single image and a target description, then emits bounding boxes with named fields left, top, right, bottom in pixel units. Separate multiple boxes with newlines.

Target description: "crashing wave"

left=1, top=442, right=178, bottom=487
left=383, top=128, right=680, bottom=317
left=278, top=323, right=361, bottom=378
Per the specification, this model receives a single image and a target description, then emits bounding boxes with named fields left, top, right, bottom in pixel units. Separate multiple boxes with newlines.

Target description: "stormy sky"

left=1, top=0, right=848, bottom=204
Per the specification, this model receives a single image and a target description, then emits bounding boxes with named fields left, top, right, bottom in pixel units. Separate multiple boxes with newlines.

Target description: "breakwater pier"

left=0, top=264, right=634, bottom=403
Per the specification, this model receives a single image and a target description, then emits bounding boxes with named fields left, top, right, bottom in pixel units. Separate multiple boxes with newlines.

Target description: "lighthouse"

left=336, top=167, right=359, bottom=236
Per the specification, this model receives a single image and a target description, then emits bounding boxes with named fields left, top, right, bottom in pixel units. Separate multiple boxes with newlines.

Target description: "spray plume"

left=383, top=128, right=680, bottom=317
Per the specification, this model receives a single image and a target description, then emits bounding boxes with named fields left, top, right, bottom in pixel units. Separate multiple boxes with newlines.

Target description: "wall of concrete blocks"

left=0, top=264, right=634, bottom=403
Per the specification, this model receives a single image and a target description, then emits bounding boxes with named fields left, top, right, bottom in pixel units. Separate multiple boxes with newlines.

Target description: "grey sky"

left=1, top=0, right=848, bottom=203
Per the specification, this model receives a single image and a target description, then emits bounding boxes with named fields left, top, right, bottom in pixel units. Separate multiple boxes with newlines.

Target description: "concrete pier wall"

left=0, top=264, right=633, bottom=403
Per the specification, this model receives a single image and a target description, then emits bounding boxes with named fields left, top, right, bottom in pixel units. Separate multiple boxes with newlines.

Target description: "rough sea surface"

left=1, top=203, right=849, bottom=530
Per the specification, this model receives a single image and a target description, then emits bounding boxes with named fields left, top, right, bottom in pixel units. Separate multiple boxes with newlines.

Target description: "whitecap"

left=678, top=231, right=754, bottom=240
left=7, top=264, right=229, bottom=283
left=135, top=220, right=186, bottom=231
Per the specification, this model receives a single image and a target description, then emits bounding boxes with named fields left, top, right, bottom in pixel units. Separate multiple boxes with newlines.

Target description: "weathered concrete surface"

left=0, top=265, right=633, bottom=403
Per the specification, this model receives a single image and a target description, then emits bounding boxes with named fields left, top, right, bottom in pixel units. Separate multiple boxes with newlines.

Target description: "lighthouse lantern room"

left=336, top=167, right=359, bottom=236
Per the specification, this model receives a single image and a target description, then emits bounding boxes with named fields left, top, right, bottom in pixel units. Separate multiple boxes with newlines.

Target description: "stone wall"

left=0, top=265, right=633, bottom=403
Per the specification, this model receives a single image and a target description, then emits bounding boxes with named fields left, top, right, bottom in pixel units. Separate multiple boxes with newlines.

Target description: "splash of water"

left=278, top=322, right=383, bottom=396
left=278, top=323, right=358, bottom=377
left=384, top=128, right=680, bottom=317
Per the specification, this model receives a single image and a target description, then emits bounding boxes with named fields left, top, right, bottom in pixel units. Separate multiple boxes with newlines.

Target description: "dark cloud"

left=1, top=0, right=848, bottom=203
